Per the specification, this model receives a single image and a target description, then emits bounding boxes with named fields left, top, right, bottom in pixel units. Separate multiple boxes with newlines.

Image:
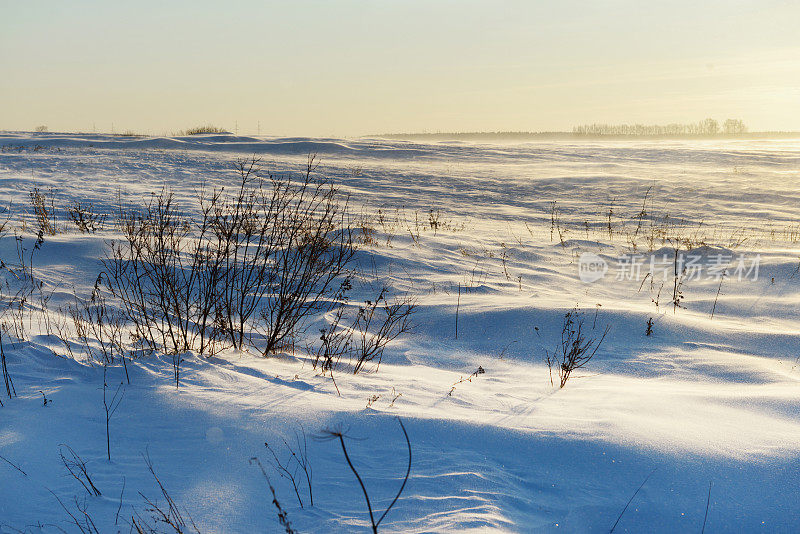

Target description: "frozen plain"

left=1, top=132, right=800, bottom=532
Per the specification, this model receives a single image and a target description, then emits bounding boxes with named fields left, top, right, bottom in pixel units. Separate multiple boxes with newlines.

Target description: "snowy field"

left=1, top=132, right=800, bottom=533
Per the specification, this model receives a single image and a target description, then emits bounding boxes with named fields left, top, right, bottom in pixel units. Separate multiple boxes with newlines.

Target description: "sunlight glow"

left=1, top=1, right=798, bottom=135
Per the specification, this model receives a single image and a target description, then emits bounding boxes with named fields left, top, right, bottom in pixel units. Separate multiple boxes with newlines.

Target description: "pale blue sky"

left=2, top=1, right=798, bottom=135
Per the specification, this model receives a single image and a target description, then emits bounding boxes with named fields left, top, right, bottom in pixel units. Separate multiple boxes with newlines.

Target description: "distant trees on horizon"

left=572, top=118, right=748, bottom=136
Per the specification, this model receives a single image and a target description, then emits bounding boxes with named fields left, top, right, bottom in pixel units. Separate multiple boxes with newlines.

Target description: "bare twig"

left=701, top=481, right=712, bottom=533
left=0, top=453, right=27, bottom=477
left=59, top=444, right=102, bottom=496
left=250, top=457, right=297, bottom=534
left=102, top=366, right=125, bottom=461
left=320, top=418, right=411, bottom=533
left=132, top=451, right=201, bottom=534
left=609, top=468, right=657, bottom=533
left=264, top=427, right=313, bottom=508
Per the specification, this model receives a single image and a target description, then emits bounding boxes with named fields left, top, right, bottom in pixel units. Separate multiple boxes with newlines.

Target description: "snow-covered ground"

left=1, top=132, right=800, bottom=533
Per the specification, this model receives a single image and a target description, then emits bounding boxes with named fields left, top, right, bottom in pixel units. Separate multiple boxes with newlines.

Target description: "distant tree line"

left=378, top=119, right=800, bottom=141
left=572, top=118, right=747, bottom=136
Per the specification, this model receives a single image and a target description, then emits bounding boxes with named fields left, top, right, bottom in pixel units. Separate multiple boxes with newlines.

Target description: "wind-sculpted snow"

left=0, top=132, right=432, bottom=159
left=1, top=134, right=800, bottom=532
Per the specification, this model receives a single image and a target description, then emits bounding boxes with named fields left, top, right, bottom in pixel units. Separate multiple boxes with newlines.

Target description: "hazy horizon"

left=3, top=1, right=799, bottom=136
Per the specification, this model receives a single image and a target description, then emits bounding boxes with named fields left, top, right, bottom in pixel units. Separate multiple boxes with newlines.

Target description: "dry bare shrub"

left=254, top=168, right=357, bottom=356
left=351, top=287, right=415, bottom=374
left=0, top=205, right=9, bottom=237
left=102, top=366, right=125, bottom=460
left=104, top=186, right=224, bottom=387
left=309, top=282, right=415, bottom=379
left=0, top=226, right=49, bottom=347
left=545, top=306, right=609, bottom=388
left=311, top=285, right=353, bottom=382
left=29, top=187, right=57, bottom=235
left=182, top=125, right=226, bottom=135
left=68, top=201, right=106, bottom=233
left=59, top=444, right=102, bottom=497
left=131, top=453, right=201, bottom=534
left=263, top=427, right=313, bottom=508
left=104, top=157, right=358, bottom=366
left=50, top=490, right=100, bottom=534
left=70, top=276, right=126, bottom=368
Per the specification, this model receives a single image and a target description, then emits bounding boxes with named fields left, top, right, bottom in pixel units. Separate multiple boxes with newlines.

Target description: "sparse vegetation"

left=104, top=158, right=358, bottom=362
left=250, top=457, right=297, bottom=534
left=70, top=278, right=126, bottom=367
left=29, top=187, right=57, bottom=235
left=132, top=453, right=202, bottom=534
left=351, top=287, right=415, bottom=374
left=545, top=307, right=609, bottom=388
left=68, top=201, right=106, bottom=233
left=181, top=125, right=227, bottom=135
left=2, top=137, right=795, bottom=533
left=263, top=428, right=313, bottom=508
left=59, top=443, right=102, bottom=497
left=0, top=331, right=14, bottom=404
left=448, top=365, right=485, bottom=396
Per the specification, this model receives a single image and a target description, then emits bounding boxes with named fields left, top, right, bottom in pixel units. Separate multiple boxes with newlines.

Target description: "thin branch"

left=609, top=468, right=657, bottom=533
left=701, top=481, right=712, bottom=533
left=0, top=453, right=27, bottom=477
left=323, top=417, right=412, bottom=533
left=375, top=418, right=411, bottom=528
